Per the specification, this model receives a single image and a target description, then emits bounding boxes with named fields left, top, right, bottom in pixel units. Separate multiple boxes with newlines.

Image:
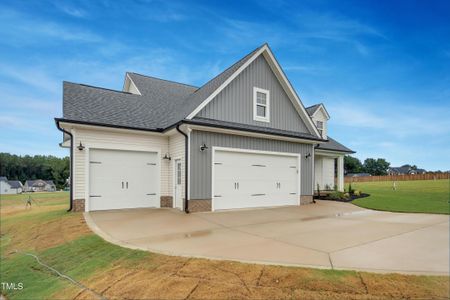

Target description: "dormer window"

left=316, top=121, right=324, bottom=137
left=253, top=87, right=270, bottom=122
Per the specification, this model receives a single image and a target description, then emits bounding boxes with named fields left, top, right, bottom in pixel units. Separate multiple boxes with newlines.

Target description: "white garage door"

left=213, top=149, right=299, bottom=210
left=89, top=149, right=160, bottom=211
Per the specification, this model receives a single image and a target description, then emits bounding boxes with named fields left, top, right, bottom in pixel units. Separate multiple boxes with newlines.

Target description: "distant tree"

left=0, top=153, right=69, bottom=189
left=344, top=156, right=363, bottom=174
left=363, top=158, right=390, bottom=176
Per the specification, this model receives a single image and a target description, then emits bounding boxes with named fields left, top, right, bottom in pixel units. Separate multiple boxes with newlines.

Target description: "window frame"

left=253, top=87, right=270, bottom=122
left=316, top=120, right=324, bottom=137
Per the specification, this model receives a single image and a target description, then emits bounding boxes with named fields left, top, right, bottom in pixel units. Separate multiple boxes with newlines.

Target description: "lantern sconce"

left=200, top=143, right=209, bottom=152
left=163, top=153, right=172, bottom=161
left=305, top=153, right=311, bottom=159
left=77, top=142, right=85, bottom=151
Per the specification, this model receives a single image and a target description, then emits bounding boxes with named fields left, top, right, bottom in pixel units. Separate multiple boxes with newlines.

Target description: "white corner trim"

left=253, top=87, right=270, bottom=123
left=186, top=46, right=267, bottom=119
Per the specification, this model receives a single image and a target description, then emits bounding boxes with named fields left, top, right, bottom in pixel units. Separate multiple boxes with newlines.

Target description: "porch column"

left=337, top=155, right=344, bottom=191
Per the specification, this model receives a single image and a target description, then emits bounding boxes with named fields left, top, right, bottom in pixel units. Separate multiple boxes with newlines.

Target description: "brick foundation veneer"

left=160, top=196, right=173, bottom=208
left=300, top=195, right=314, bottom=205
left=72, top=199, right=85, bottom=212
left=188, top=199, right=212, bottom=212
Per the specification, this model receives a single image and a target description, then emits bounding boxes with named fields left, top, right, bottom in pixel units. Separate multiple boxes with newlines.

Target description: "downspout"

left=55, top=119, right=73, bottom=212
left=176, top=123, right=189, bottom=213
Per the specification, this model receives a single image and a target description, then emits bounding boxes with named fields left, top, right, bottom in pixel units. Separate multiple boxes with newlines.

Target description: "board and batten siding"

left=168, top=133, right=185, bottom=200
left=198, top=55, right=311, bottom=134
left=71, top=127, right=170, bottom=200
left=190, top=130, right=314, bottom=200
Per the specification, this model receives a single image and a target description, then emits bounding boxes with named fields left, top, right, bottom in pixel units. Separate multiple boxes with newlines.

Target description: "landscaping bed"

left=315, top=192, right=370, bottom=202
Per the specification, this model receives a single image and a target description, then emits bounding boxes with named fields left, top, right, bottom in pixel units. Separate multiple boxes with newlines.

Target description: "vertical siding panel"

left=198, top=56, right=311, bottom=134
left=190, top=130, right=313, bottom=200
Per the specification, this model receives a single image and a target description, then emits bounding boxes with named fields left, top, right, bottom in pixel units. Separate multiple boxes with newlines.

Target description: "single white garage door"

left=213, top=149, right=299, bottom=210
left=89, top=149, right=160, bottom=211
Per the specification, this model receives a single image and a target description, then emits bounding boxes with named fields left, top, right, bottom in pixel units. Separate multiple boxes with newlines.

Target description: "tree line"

left=0, top=153, right=69, bottom=189
left=344, top=156, right=390, bottom=176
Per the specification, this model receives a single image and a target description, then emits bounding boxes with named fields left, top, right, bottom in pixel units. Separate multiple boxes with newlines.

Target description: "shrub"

left=348, top=183, right=354, bottom=195
left=329, top=191, right=345, bottom=200
left=354, top=190, right=361, bottom=196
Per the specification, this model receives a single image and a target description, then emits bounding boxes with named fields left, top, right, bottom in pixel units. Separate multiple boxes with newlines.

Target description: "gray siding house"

left=56, top=43, right=354, bottom=212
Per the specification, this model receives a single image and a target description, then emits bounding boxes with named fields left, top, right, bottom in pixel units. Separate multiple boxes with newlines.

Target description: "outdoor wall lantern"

left=163, top=153, right=172, bottom=160
left=77, top=142, right=85, bottom=151
left=305, top=153, right=311, bottom=159
left=200, top=143, right=209, bottom=152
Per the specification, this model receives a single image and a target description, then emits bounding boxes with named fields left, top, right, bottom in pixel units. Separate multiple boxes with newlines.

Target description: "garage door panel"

left=89, top=149, right=159, bottom=211
left=213, top=150, right=299, bottom=211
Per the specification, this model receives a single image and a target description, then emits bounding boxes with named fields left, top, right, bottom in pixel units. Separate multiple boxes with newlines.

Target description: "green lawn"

left=1, top=192, right=449, bottom=299
left=350, top=179, right=450, bottom=214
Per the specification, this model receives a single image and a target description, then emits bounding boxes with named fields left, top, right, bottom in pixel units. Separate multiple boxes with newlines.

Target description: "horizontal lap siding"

left=198, top=55, right=310, bottom=134
left=72, top=127, right=170, bottom=200
left=190, top=130, right=313, bottom=199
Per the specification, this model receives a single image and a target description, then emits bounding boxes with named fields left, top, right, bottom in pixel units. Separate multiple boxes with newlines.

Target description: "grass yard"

left=1, top=192, right=449, bottom=299
left=350, top=179, right=450, bottom=214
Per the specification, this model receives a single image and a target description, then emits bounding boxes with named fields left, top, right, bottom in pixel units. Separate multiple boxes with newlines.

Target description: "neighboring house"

left=24, top=180, right=56, bottom=192
left=388, top=165, right=426, bottom=175
left=0, top=177, right=23, bottom=194
left=346, top=173, right=372, bottom=177
left=56, top=43, right=354, bottom=213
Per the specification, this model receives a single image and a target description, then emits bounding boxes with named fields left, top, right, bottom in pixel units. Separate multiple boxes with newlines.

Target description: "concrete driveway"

left=84, top=201, right=449, bottom=275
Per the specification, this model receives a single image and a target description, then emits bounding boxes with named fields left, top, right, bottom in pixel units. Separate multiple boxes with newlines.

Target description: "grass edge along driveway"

left=1, top=192, right=449, bottom=299
left=350, top=179, right=449, bottom=214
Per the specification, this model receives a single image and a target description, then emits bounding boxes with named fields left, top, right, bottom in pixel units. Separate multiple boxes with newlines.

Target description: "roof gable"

left=306, top=103, right=330, bottom=120
left=185, top=44, right=321, bottom=138
left=197, top=54, right=311, bottom=134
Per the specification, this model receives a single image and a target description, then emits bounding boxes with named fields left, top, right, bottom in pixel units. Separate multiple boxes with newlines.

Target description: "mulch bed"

left=314, top=193, right=370, bottom=202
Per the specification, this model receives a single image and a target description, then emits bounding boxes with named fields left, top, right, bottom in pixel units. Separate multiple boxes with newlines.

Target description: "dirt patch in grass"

left=1, top=209, right=91, bottom=255
left=51, top=256, right=450, bottom=300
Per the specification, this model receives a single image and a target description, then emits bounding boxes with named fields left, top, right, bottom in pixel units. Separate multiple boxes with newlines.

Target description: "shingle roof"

left=316, top=137, right=355, bottom=153
left=0, top=176, right=7, bottom=182
left=62, top=44, right=264, bottom=130
left=8, top=181, right=22, bottom=189
left=188, top=117, right=325, bottom=141
left=306, top=104, right=321, bottom=116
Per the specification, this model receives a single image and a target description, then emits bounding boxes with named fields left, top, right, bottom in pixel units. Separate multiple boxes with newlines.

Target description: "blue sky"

left=0, top=0, right=449, bottom=170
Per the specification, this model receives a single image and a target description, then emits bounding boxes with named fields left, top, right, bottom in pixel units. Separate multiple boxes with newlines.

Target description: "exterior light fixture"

left=77, top=142, right=85, bottom=151
left=305, top=153, right=311, bottom=159
left=200, top=143, right=208, bottom=151
left=163, top=153, right=171, bottom=160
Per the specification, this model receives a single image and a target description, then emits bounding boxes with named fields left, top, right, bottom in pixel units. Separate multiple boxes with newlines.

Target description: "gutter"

left=55, top=119, right=73, bottom=212
left=176, top=124, right=189, bottom=213
left=56, top=118, right=327, bottom=144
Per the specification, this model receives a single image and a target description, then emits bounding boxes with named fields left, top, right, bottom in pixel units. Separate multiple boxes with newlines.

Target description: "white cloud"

left=0, top=7, right=102, bottom=45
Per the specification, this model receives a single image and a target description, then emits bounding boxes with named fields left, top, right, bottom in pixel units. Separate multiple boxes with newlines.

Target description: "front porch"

left=314, top=150, right=344, bottom=192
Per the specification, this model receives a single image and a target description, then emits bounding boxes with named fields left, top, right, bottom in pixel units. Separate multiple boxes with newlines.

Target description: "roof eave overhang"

left=181, top=120, right=327, bottom=144
left=315, top=148, right=355, bottom=155
left=55, top=118, right=165, bottom=134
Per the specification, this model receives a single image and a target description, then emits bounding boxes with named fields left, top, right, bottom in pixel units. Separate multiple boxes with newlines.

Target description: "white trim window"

left=253, top=87, right=270, bottom=122
left=316, top=120, right=323, bottom=137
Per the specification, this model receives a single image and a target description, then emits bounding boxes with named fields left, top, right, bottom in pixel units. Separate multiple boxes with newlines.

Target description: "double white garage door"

left=89, top=149, right=159, bottom=211
left=213, top=150, right=300, bottom=210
